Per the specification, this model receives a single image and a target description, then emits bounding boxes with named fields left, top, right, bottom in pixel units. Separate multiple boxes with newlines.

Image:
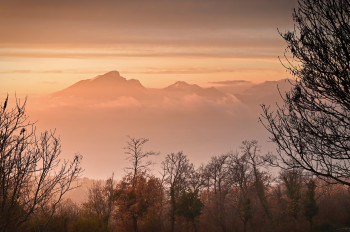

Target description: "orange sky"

left=0, top=0, right=296, bottom=96
left=0, top=0, right=298, bottom=179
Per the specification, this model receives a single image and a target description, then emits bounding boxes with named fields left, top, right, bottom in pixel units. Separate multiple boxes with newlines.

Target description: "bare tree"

left=162, top=152, right=193, bottom=232
left=261, top=0, right=350, bottom=185
left=227, top=152, right=254, bottom=232
left=203, top=154, right=230, bottom=232
left=123, top=136, right=158, bottom=178
left=241, top=140, right=271, bottom=219
left=0, top=96, right=82, bottom=232
left=83, top=174, right=115, bottom=230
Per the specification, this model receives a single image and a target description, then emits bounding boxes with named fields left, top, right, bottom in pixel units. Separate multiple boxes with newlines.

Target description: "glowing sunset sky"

left=1, top=0, right=299, bottom=179
left=1, top=0, right=296, bottom=96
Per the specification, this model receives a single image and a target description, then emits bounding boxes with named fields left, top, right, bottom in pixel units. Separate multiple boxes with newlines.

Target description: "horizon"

left=1, top=0, right=297, bottom=97
left=1, top=1, right=349, bottom=231
left=1, top=0, right=297, bottom=179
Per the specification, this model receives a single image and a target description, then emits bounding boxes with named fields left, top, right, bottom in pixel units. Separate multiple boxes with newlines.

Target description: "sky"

left=0, top=0, right=298, bottom=179
left=1, top=0, right=296, bottom=96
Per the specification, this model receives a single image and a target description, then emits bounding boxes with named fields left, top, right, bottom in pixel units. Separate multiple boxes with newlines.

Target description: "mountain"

left=49, top=71, right=231, bottom=106
left=53, top=71, right=146, bottom=100
left=234, top=79, right=292, bottom=105
left=27, top=71, right=291, bottom=179
left=164, top=81, right=227, bottom=100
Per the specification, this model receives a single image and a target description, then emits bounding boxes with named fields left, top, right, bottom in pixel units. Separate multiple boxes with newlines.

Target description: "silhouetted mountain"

left=51, top=71, right=230, bottom=105
left=53, top=71, right=145, bottom=100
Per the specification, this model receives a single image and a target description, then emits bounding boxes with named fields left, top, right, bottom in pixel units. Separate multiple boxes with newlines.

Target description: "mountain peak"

left=54, top=71, right=145, bottom=98
left=92, top=71, right=125, bottom=82
left=167, top=81, right=200, bottom=90
left=173, top=81, right=190, bottom=87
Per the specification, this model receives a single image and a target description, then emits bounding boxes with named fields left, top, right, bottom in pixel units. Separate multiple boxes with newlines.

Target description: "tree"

left=123, top=136, right=158, bottom=179
left=261, top=0, right=350, bottom=185
left=303, top=179, right=318, bottom=232
left=203, top=154, right=230, bottom=232
left=83, top=175, right=115, bottom=231
left=162, top=152, right=194, bottom=232
left=239, top=197, right=252, bottom=232
left=241, top=140, right=271, bottom=219
left=281, top=169, right=302, bottom=219
left=176, top=190, right=203, bottom=232
left=0, top=96, right=82, bottom=232
left=114, top=174, right=163, bottom=232
left=119, top=137, right=161, bottom=232
left=228, top=152, right=254, bottom=232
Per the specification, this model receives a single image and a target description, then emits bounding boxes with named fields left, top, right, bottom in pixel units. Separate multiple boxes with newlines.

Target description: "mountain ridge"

left=52, top=71, right=229, bottom=101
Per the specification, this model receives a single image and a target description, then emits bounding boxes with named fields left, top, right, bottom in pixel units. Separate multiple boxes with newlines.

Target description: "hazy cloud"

left=0, top=70, right=64, bottom=74
left=209, top=80, right=252, bottom=86
left=1, top=0, right=296, bottom=47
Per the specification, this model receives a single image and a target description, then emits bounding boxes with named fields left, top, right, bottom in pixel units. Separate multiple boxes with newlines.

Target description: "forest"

left=1, top=128, right=350, bottom=232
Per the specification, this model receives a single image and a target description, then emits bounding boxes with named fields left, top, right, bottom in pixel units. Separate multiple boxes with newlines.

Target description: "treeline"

left=20, top=139, right=350, bottom=232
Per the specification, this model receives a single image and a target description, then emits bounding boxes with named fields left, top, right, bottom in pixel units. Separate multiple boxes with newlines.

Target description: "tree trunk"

left=309, top=219, right=313, bottom=232
left=243, top=219, right=247, bottom=232
left=132, top=214, right=138, bottom=232
left=192, top=218, right=198, bottom=232
left=170, top=187, right=176, bottom=232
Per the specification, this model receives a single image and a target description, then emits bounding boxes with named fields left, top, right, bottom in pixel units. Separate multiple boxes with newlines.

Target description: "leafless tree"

left=203, top=154, right=230, bottom=232
left=123, top=136, right=158, bottom=178
left=261, top=0, right=350, bottom=186
left=0, top=96, right=82, bottom=232
left=162, top=152, right=193, bottom=232
left=83, top=174, right=115, bottom=229
left=227, top=152, right=254, bottom=232
left=241, top=140, right=271, bottom=219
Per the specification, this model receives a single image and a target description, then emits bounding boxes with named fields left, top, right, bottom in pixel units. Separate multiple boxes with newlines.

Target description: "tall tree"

left=261, top=0, right=350, bottom=185
left=162, top=152, right=193, bottom=232
left=203, top=154, right=230, bottom=232
left=83, top=175, right=115, bottom=231
left=123, top=136, right=158, bottom=179
left=241, top=140, right=271, bottom=219
left=228, top=152, right=254, bottom=232
left=176, top=190, right=203, bottom=232
left=303, top=179, right=318, bottom=232
left=0, top=97, right=82, bottom=232
left=114, top=174, right=163, bottom=232
left=281, top=169, right=302, bottom=220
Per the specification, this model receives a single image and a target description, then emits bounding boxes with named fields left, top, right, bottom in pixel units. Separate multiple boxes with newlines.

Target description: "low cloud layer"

left=26, top=71, right=291, bottom=179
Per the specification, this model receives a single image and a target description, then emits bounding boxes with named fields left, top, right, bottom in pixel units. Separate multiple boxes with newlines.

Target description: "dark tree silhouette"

left=176, top=190, right=203, bottom=232
left=261, top=0, right=350, bottom=185
left=0, top=96, right=82, bottom=232
left=281, top=169, right=302, bottom=220
left=303, top=179, right=318, bottom=232
left=123, top=136, right=158, bottom=178
left=239, top=197, right=252, bottom=232
left=162, top=152, right=193, bottom=232
left=203, top=154, right=230, bottom=232
left=241, top=140, right=271, bottom=219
